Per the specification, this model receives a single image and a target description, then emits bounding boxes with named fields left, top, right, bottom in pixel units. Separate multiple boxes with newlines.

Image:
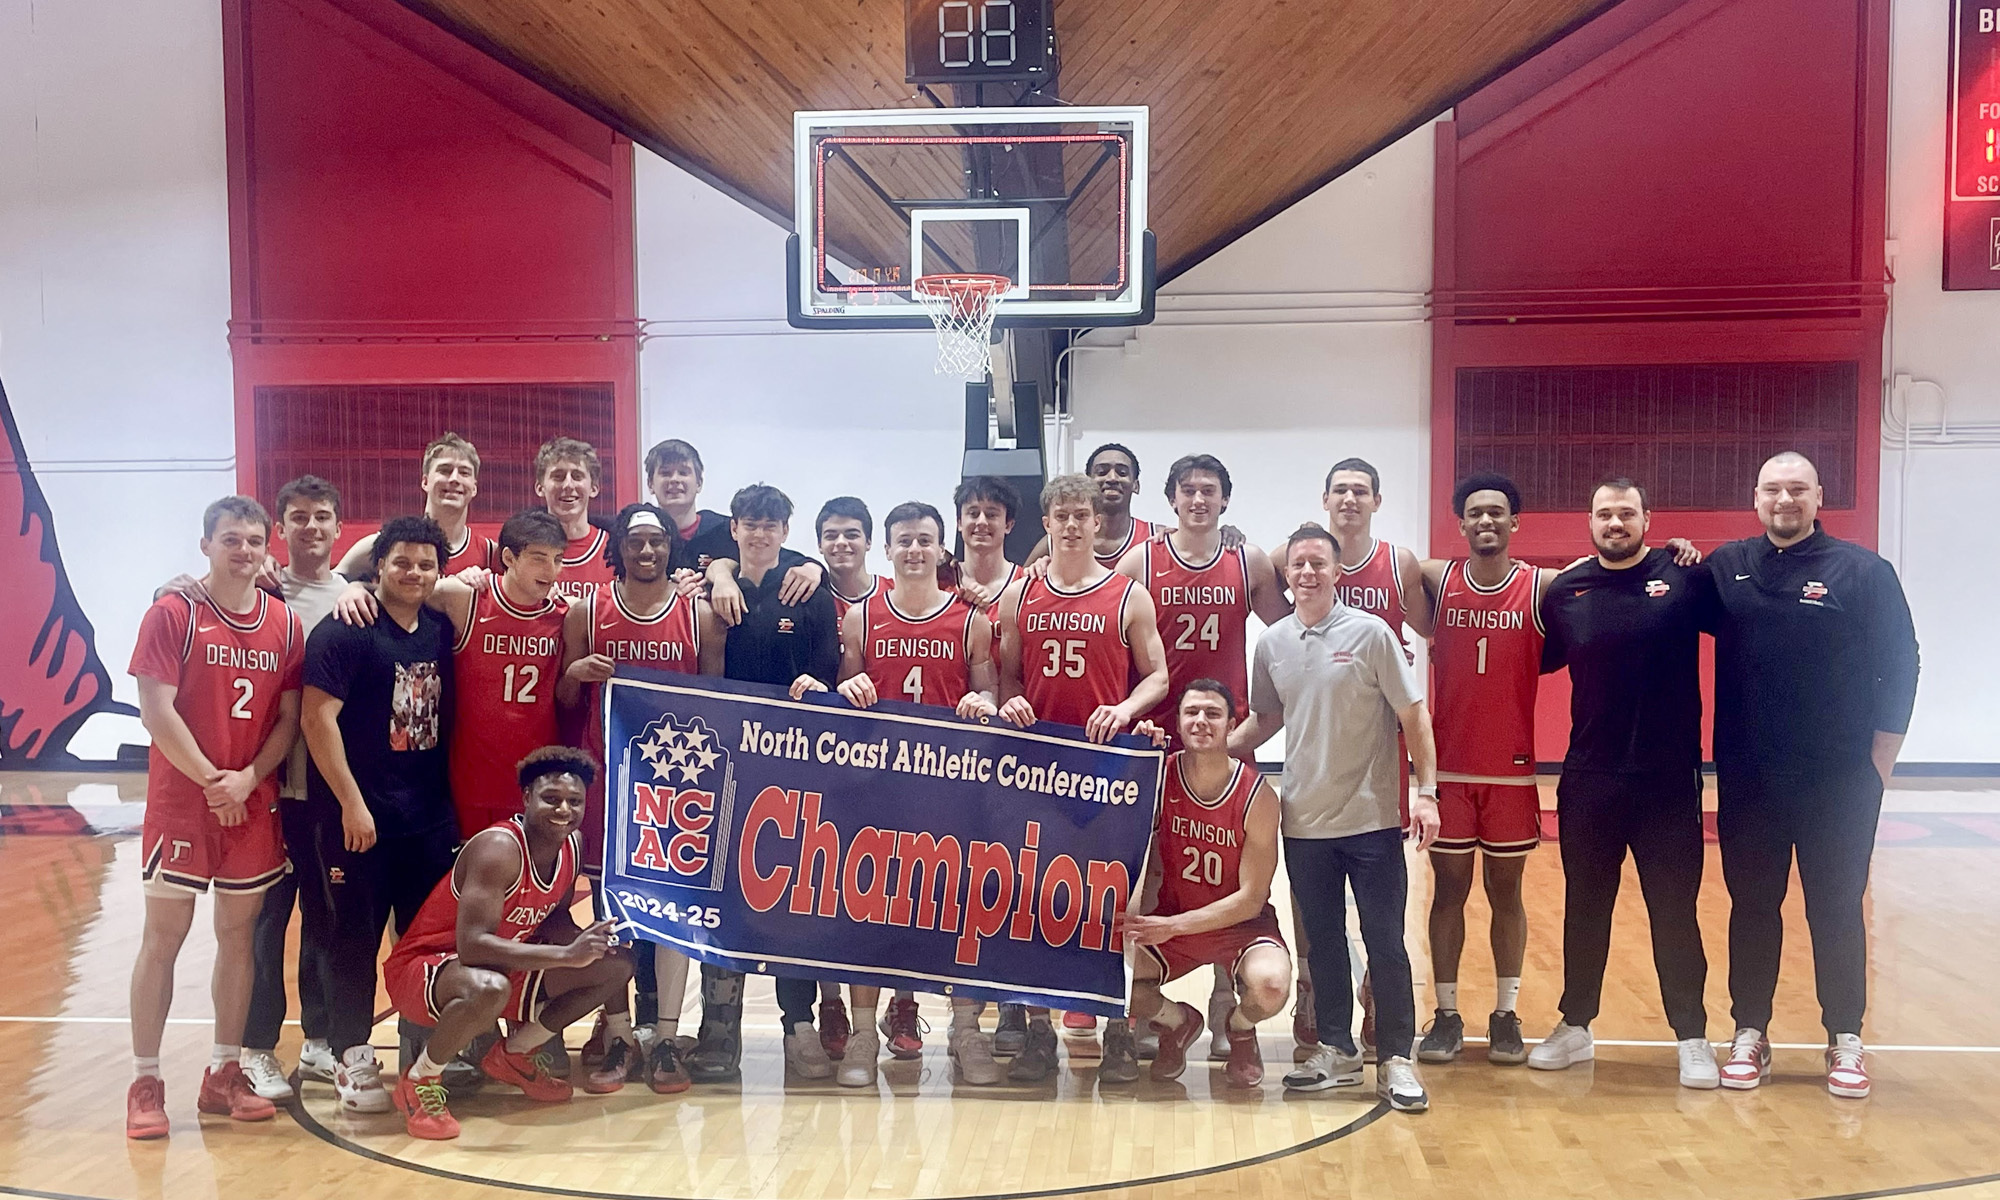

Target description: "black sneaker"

left=441, top=1030, right=495, bottom=1094
left=1486, top=1010, right=1528, bottom=1065
left=1098, top=1021, right=1140, bottom=1084
left=994, top=1004, right=1028, bottom=1057
left=1007, top=1022, right=1059, bottom=1082
left=1416, top=1010, right=1463, bottom=1064
left=539, top=1036, right=572, bottom=1079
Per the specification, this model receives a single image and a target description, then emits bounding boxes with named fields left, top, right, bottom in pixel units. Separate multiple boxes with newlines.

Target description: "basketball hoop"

left=911, top=274, right=1010, bottom=377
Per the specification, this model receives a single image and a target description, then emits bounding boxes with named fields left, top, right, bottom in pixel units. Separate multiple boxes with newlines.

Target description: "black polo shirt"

left=1702, top=524, right=1919, bottom=778
left=722, top=562, right=841, bottom=690
left=670, top=509, right=816, bottom=578
left=1540, top=548, right=1706, bottom=775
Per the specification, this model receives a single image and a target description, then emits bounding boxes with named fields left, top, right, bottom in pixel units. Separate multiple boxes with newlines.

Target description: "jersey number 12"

left=502, top=664, right=540, bottom=704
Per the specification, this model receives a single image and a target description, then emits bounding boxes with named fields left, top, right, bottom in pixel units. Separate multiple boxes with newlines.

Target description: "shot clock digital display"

left=1946, top=0, right=2000, bottom=288
left=906, top=0, right=1054, bottom=84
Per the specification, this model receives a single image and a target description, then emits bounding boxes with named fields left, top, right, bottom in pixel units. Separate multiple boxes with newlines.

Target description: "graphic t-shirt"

left=303, top=607, right=457, bottom=839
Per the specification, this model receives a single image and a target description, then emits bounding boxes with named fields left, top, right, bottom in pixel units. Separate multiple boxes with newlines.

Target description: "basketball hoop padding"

left=912, top=274, right=1010, bottom=377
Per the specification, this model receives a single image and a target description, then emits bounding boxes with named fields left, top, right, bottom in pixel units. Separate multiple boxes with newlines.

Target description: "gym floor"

left=4, top=770, right=1998, bottom=1200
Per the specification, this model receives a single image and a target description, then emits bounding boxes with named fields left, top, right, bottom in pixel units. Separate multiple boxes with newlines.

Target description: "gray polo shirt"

left=1250, top=604, right=1422, bottom=840
left=279, top=568, right=348, bottom=800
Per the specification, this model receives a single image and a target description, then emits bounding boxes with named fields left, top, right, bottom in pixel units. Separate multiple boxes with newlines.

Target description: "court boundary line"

left=286, top=1093, right=1391, bottom=1200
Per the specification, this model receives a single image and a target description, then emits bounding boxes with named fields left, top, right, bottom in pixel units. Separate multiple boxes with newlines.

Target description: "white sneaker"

left=1678, top=1037, right=1720, bottom=1089
left=836, top=1025, right=880, bottom=1087
left=949, top=1027, right=1005, bottom=1085
left=241, top=1050, right=293, bottom=1101
left=1528, top=1022, right=1594, bottom=1071
left=784, top=1025, right=834, bottom=1079
left=1377, top=1056, right=1429, bottom=1112
left=1281, top=1043, right=1364, bottom=1091
left=335, top=1045, right=392, bottom=1113
left=1826, top=1033, right=1870, bottom=1099
left=297, top=1038, right=337, bottom=1084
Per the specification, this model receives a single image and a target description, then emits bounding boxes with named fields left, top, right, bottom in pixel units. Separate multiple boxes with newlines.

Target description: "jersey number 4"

left=1172, top=613, right=1221, bottom=652
left=1040, top=638, right=1087, bottom=679
left=1180, top=846, right=1223, bottom=887
left=502, top=664, right=541, bottom=704
left=901, top=665, right=924, bottom=701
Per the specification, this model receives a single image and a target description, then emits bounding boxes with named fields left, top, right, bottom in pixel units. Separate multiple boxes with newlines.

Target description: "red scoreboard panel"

left=1947, top=1, right=2000, bottom=288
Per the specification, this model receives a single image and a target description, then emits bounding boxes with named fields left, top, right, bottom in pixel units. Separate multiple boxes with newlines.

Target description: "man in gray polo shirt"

left=1231, top=523, right=1440, bottom=1112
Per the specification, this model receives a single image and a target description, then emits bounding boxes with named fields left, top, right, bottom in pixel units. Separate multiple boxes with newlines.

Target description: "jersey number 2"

left=1172, top=613, right=1220, bottom=652
left=229, top=678, right=254, bottom=720
left=502, top=664, right=540, bottom=704
left=1180, top=846, right=1223, bottom=887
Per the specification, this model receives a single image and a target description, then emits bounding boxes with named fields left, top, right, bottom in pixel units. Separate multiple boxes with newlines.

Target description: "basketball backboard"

left=788, top=106, right=1152, bottom=330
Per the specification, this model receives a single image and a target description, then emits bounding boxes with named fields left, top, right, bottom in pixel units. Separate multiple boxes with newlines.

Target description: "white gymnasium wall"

left=0, top=0, right=234, bottom=759
left=1880, top=0, right=2000, bottom=763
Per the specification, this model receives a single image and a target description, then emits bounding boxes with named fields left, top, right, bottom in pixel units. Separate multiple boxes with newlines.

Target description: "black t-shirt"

left=723, top=564, right=841, bottom=690
left=1539, top=548, right=1706, bottom=775
left=670, top=509, right=817, bottom=578
left=303, top=608, right=457, bottom=839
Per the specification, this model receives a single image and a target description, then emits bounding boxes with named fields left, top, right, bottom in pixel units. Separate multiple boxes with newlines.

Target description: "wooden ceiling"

left=395, top=0, right=1622, bottom=283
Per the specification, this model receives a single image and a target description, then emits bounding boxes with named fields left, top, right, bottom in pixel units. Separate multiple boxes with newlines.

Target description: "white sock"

left=211, top=1043, right=239, bottom=1071
left=1435, top=982, right=1459, bottom=1014
left=1496, top=977, right=1521, bottom=1013
left=606, top=1013, right=634, bottom=1044
left=652, top=1017, right=679, bottom=1043
left=134, top=1055, right=162, bottom=1081
left=409, top=1048, right=446, bottom=1081
left=505, top=1020, right=552, bottom=1054
left=1228, top=1006, right=1256, bottom=1033
left=1150, top=1000, right=1183, bottom=1030
left=951, top=1003, right=981, bottom=1033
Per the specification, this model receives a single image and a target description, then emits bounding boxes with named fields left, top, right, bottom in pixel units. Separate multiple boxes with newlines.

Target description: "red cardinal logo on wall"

left=0, top=377, right=132, bottom=762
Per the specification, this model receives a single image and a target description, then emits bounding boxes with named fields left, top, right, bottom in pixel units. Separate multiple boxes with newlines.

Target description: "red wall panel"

left=222, top=0, right=639, bottom=526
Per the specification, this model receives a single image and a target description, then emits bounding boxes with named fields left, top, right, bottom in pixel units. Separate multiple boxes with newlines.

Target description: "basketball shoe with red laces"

left=198, top=1062, right=276, bottom=1121
left=880, top=995, right=926, bottom=1060
left=1719, top=1028, right=1772, bottom=1090
left=393, top=1071, right=460, bottom=1140
left=1826, top=1034, right=1870, bottom=1099
left=480, top=1039, right=574, bottom=1102
left=126, top=1076, right=169, bottom=1140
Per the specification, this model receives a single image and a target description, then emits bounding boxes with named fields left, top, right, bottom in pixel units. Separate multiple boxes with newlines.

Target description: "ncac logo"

left=623, top=714, right=727, bottom=886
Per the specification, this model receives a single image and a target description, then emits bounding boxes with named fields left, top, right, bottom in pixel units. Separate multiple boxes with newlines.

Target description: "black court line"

left=285, top=1094, right=1391, bottom=1200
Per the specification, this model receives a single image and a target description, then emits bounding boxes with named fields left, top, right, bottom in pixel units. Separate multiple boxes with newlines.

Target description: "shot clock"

left=1946, top=0, right=2000, bottom=288
left=905, top=0, right=1055, bottom=84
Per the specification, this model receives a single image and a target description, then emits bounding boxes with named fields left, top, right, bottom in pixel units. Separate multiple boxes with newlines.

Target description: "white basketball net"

left=912, top=274, right=1009, bottom=377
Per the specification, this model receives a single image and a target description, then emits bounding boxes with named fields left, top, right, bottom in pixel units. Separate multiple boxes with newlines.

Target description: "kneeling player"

left=1128, top=680, right=1290, bottom=1087
left=382, top=747, right=632, bottom=1139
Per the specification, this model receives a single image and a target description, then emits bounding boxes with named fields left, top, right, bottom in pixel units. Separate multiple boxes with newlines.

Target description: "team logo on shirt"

left=1329, top=650, right=1355, bottom=664
left=1645, top=579, right=1670, bottom=597
left=777, top=618, right=795, bottom=634
left=1802, top=581, right=1829, bottom=604
left=620, top=713, right=729, bottom=888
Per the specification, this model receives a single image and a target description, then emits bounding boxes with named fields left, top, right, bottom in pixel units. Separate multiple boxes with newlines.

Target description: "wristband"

left=1416, top=785, right=1438, bottom=800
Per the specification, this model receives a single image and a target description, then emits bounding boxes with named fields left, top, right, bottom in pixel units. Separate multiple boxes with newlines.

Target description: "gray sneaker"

left=949, top=1028, right=1005, bottom=1085
left=1377, top=1055, right=1430, bottom=1112
left=1098, top=1021, right=1140, bottom=1084
left=1282, top=1043, right=1365, bottom=1091
left=1417, top=1010, right=1463, bottom=1064
left=1486, top=1010, right=1528, bottom=1065
left=1007, top=1021, right=1059, bottom=1082
left=1208, top=972, right=1235, bottom=1061
left=994, top=1004, right=1028, bottom=1056
left=784, top=1024, right=834, bottom=1080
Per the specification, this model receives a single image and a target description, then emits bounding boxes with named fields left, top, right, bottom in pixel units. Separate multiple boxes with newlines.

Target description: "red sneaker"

left=126, top=1076, right=169, bottom=1140
left=1062, top=1010, right=1098, bottom=1032
left=197, top=1062, right=276, bottom=1122
left=480, top=1039, right=574, bottom=1103
left=393, top=1071, right=461, bottom=1140
left=1292, top=978, right=1320, bottom=1061
left=819, top=995, right=851, bottom=1060
left=1224, top=1019, right=1265, bottom=1088
left=880, top=996, right=926, bottom=1060
left=1147, top=1001, right=1207, bottom=1082
left=1719, top=1029, right=1772, bottom=1090
left=1826, top=1034, right=1870, bottom=1099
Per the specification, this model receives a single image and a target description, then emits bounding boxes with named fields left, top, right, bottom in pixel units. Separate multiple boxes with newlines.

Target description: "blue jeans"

left=1283, top=827, right=1415, bottom=1059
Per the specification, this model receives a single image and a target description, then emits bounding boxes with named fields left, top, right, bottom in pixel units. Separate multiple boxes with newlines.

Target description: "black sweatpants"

left=1283, top=828, right=1415, bottom=1059
left=319, top=823, right=460, bottom=1056
left=1554, top=768, right=1708, bottom=1039
left=244, top=798, right=334, bottom=1051
left=1717, top=763, right=1883, bottom=1038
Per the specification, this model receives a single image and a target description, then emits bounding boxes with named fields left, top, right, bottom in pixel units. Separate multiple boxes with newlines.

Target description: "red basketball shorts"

left=1434, top=779, right=1541, bottom=857
left=1143, top=906, right=1288, bottom=983
left=384, top=952, right=546, bottom=1029
left=140, top=790, right=288, bottom=898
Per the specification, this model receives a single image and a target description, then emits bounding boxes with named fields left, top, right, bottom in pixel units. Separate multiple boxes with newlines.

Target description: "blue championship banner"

left=599, top=671, right=1164, bottom=1015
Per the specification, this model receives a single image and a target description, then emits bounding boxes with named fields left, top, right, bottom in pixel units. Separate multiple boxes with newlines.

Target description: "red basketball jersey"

left=129, top=589, right=305, bottom=811
left=553, top=527, right=615, bottom=603
left=1155, top=754, right=1260, bottom=916
left=387, top=816, right=579, bottom=966
left=862, top=591, right=979, bottom=707
left=832, top=573, right=893, bottom=625
left=1016, top=572, right=1136, bottom=728
left=579, top=585, right=701, bottom=871
left=1095, top=517, right=1155, bottom=568
left=443, top=530, right=498, bottom=575
left=1338, top=538, right=1407, bottom=643
left=451, top=579, right=568, bottom=833
left=1142, top=538, right=1250, bottom=726
left=1431, top=560, right=1543, bottom=781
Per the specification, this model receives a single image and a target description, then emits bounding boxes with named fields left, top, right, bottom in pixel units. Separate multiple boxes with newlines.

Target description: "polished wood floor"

left=5, top=770, right=2000, bottom=1200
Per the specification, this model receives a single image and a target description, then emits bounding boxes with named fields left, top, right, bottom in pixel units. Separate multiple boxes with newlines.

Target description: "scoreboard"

left=1947, top=1, right=2000, bottom=288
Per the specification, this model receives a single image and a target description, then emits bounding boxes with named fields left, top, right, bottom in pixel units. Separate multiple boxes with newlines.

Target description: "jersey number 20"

left=1180, top=846, right=1223, bottom=887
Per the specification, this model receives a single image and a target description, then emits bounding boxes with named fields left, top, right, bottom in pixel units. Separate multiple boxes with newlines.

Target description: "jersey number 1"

left=1475, top=636, right=1488, bottom=675
left=502, top=664, right=540, bottom=704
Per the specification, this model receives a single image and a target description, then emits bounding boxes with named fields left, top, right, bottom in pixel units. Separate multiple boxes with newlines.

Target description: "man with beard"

left=1528, top=479, right=1716, bottom=1088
